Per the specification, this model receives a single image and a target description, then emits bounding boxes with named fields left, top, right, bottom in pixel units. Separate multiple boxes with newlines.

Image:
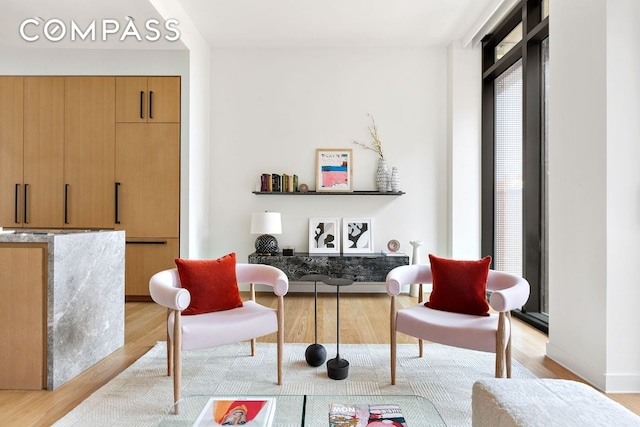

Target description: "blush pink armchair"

left=385, top=264, right=530, bottom=385
left=149, top=263, right=288, bottom=412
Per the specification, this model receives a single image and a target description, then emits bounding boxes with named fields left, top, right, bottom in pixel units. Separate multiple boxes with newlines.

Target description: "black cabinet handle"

left=14, top=183, right=20, bottom=224
left=140, top=91, right=144, bottom=119
left=149, top=91, right=154, bottom=119
left=126, top=241, right=167, bottom=245
left=115, top=182, right=121, bottom=224
left=64, top=184, right=69, bottom=224
left=149, top=90, right=153, bottom=119
left=23, top=184, right=29, bottom=224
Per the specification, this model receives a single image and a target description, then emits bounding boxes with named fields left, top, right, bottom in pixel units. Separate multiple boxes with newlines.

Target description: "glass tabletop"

left=159, top=394, right=446, bottom=426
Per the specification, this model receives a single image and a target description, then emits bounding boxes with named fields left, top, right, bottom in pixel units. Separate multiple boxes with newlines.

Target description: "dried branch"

left=353, top=114, right=384, bottom=159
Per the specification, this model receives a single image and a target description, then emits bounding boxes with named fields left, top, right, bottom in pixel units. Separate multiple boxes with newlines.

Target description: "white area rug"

left=54, top=342, right=536, bottom=426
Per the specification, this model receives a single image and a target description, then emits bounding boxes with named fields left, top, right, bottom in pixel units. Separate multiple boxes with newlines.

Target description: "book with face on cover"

left=193, top=397, right=276, bottom=427
left=329, top=403, right=408, bottom=427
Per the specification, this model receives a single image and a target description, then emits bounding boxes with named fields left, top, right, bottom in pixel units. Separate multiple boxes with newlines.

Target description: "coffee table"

left=159, top=394, right=446, bottom=426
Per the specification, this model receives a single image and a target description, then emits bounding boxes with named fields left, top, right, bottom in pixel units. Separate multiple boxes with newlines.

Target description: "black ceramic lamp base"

left=305, top=343, right=327, bottom=367
left=327, top=356, right=349, bottom=380
left=254, top=234, right=279, bottom=255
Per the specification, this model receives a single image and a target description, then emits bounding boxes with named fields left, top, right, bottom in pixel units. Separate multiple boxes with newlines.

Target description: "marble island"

left=0, top=229, right=125, bottom=390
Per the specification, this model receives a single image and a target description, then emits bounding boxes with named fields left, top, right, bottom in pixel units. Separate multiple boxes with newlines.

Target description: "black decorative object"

left=301, top=274, right=329, bottom=367
left=282, top=247, right=295, bottom=256
left=255, top=234, right=279, bottom=255
left=323, top=277, right=354, bottom=380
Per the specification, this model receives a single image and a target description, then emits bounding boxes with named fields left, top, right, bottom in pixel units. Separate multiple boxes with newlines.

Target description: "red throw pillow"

left=175, top=253, right=243, bottom=315
left=425, top=254, right=491, bottom=316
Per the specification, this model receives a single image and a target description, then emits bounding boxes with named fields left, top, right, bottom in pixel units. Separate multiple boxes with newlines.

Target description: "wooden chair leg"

left=417, top=284, right=423, bottom=357
left=250, top=283, right=256, bottom=356
left=167, top=309, right=173, bottom=376
left=495, top=312, right=506, bottom=378
left=277, top=295, right=284, bottom=385
left=506, top=312, right=512, bottom=378
left=390, top=296, right=397, bottom=385
left=173, top=310, right=182, bottom=414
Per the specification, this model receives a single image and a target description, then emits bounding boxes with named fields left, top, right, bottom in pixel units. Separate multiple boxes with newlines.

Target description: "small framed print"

left=342, top=218, right=374, bottom=253
left=315, top=148, right=353, bottom=192
left=309, top=218, right=341, bottom=254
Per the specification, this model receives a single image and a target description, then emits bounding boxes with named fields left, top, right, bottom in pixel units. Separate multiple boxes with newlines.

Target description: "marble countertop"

left=0, top=229, right=113, bottom=242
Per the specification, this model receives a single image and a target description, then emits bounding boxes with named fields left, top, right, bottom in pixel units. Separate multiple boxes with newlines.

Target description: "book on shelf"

left=329, top=403, right=408, bottom=427
left=381, top=249, right=407, bottom=257
left=286, top=174, right=294, bottom=192
left=193, top=397, right=276, bottom=427
left=260, top=174, right=271, bottom=192
left=271, top=174, right=281, bottom=192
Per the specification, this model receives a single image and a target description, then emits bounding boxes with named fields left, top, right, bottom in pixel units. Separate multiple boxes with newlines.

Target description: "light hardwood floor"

left=1, top=293, right=638, bottom=426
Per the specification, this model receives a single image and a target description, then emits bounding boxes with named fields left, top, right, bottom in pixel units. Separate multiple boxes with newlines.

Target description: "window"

left=494, top=60, right=523, bottom=276
left=496, top=23, right=523, bottom=60
left=481, top=0, right=549, bottom=332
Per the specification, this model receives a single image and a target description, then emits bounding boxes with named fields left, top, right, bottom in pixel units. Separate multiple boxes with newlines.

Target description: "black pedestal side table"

left=323, top=277, right=354, bottom=380
left=300, top=274, right=330, bottom=367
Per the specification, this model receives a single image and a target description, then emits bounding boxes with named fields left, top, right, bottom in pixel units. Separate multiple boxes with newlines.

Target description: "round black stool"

left=323, top=277, right=354, bottom=380
left=300, top=274, right=329, bottom=367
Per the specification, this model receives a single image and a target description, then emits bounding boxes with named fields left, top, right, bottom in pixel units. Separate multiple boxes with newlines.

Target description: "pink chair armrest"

left=489, top=280, right=530, bottom=312
left=149, top=269, right=191, bottom=311
left=386, top=264, right=433, bottom=296
left=236, top=263, right=289, bottom=296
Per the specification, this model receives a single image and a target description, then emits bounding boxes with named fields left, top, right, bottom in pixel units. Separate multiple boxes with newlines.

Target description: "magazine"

left=329, top=403, right=408, bottom=427
left=193, top=397, right=276, bottom=427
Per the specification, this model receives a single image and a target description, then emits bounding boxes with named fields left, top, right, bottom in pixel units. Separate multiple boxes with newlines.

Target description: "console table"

left=248, top=252, right=409, bottom=282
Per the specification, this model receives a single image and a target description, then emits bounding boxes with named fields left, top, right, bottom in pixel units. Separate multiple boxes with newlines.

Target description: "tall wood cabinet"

left=65, top=77, right=116, bottom=229
left=0, top=77, right=65, bottom=228
left=0, top=77, right=24, bottom=227
left=0, top=75, right=180, bottom=299
left=115, top=76, right=180, bottom=298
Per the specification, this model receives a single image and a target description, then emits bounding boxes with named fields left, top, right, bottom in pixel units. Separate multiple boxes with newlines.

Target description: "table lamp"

left=250, top=211, right=282, bottom=255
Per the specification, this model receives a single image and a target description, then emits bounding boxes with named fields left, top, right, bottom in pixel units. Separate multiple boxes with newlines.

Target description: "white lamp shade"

left=250, top=212, right=282, bottom=235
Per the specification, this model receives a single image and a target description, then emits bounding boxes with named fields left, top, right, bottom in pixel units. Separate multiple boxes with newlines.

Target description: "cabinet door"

left=0, top=77, right=24, bottom=227
left=115, top=76, right=147, bottom=123
left=0, top=245, right=46, bottom=390
left=125, top=238, right=179, bottom=297
left=115, top=123, right=180, bottom=238
left=64, top=77, right=116, bottom=229
left=147, top=77, right=180, bottom=123
left=116, top=76, right=180, bottom=123
left=23, top=77, right=65, bottom=228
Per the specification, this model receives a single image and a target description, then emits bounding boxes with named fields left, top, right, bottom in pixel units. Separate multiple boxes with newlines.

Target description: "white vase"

left=409, top=240, right=424, bottom=297
left=391, top=167, right=400, bottom=192
left=376, top=158, right=388, bottom=192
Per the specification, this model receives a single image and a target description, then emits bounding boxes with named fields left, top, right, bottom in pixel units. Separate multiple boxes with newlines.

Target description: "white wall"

left=547, top=0, right=640, bottom=392
left=0, top=48, right=187, bottom=76
left=605, top=0, right=640, bottom=392
left=207, top=47, right=449, bottom=272
left=149, top=0, right=212, bottom=259
left=448, top=42, right=482, bottom=260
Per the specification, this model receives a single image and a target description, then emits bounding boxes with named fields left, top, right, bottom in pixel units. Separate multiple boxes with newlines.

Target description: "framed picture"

left=342, top=218, right=374, bottom=253
left=309, top=218, right=341, bottom=254
left=315, top=148, right=353, bottom=192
